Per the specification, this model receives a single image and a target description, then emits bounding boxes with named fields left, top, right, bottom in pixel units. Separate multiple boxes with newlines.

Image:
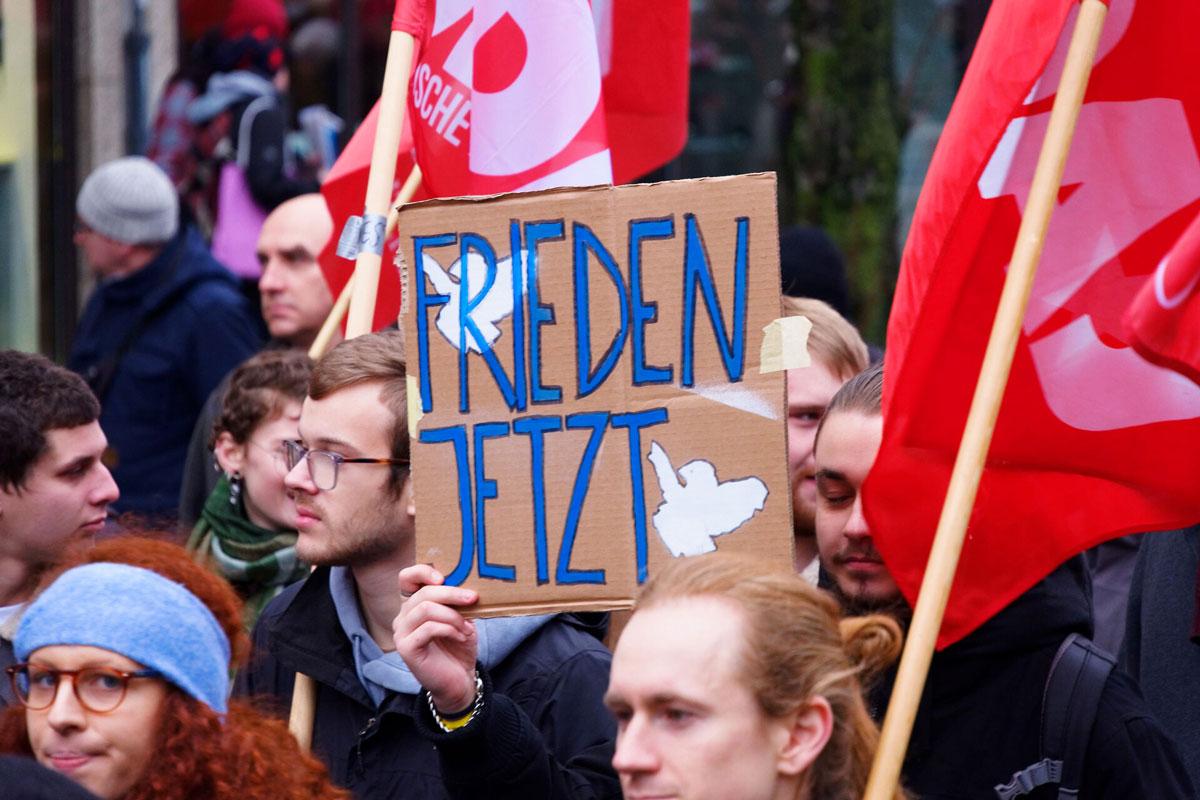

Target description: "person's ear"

left=213, top=432, right=247, bottom=476
left=776, top=695, right=834, bottom=778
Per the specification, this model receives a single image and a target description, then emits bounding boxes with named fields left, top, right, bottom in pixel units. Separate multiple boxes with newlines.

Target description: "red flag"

left=866, top=0, right=1200, bottom=647
left=597, top=0, right=690, bottom=183
left=315, top=0, right=429, bottom=333
left=408, top=0, right=688, bottom=197
left=1124, top=209, right=1200, bottom=385
left=391, top=0, right=427, bottom=35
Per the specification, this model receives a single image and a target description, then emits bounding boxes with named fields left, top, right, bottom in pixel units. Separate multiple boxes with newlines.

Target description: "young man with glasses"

left=236, top=330, right=619, bottom=800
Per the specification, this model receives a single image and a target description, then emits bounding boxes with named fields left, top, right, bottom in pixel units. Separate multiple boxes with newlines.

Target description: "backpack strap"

left=993, top=633, right=1115, bottom=800
left=236, top=94, right=275, bottom=171
left=1042, top=634, right=1116, bottom=799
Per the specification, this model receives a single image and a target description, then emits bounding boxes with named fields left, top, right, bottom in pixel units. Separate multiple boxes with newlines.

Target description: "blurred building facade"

left=2, top=0, right=177, bottom=358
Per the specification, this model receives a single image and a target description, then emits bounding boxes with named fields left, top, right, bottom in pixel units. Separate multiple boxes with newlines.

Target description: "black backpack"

left=993, top=633, right=1116, bottom=799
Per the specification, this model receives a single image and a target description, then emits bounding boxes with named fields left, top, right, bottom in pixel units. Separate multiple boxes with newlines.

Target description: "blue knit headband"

left=15, top=563, right=231, bottom=714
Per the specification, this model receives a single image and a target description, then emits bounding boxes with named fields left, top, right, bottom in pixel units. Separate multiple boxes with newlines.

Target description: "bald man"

left=179, top=194, right=337, bottom=523
left=257, top=193, right=337, bottom=351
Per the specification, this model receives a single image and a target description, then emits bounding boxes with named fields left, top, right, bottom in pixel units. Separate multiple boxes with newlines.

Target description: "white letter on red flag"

left=869, top=0, right=1200, bottom=647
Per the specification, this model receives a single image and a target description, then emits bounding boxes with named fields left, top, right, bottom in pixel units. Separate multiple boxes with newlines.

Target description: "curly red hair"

left=1, top=536, right=347, bottom=799
left=0, top=695, right=348, bottom=800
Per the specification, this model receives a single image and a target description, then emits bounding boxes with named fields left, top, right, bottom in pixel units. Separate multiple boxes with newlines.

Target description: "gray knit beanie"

left=76, top=156, right=179, bottom=245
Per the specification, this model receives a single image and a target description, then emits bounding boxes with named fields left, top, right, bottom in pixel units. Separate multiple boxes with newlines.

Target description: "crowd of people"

left=2, top=142, right=1197, bottom=797
left=1, top=4, right=1197, bottom=796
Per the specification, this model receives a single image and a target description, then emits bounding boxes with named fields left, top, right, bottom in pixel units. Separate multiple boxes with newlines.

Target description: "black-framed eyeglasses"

left=283, top=439, right=407, bottom=491
left=7, top=663, right=164, bottom=714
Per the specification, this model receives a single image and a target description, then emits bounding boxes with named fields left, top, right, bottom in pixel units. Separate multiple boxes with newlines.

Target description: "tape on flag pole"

left=336, top=213, right=389, bottom=260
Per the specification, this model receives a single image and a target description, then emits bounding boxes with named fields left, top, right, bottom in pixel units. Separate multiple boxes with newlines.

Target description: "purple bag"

left=211, top=160, right=267, bottom=280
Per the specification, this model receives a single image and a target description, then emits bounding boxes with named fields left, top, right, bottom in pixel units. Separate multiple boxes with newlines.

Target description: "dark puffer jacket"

left=235, top=567, right=621, bottom=800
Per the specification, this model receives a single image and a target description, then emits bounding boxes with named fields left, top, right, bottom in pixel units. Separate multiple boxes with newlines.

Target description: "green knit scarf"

left=187, top=474, right=309, bottom=628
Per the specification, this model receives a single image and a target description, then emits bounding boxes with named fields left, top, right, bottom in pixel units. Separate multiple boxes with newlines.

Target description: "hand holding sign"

left=393, top=564, right=480, bottom=714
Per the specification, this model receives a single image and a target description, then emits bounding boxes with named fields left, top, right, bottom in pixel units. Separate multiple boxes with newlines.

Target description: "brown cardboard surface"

left=399, top=173, right=793, bottom=615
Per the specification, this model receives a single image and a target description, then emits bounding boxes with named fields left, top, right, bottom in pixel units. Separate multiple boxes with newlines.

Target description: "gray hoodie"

left=329, top=566, right=554, bottom=706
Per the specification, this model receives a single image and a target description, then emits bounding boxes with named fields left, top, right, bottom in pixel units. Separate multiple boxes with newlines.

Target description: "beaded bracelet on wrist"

left=426, top=670, right=485, bottom=733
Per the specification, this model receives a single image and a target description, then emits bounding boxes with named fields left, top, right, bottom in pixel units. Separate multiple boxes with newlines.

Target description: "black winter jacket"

left=1120, top=526, right=1200, bottom=791
left=864, top=559, right=1194, bottom=799
left=235, top=567, right=621, bottom=800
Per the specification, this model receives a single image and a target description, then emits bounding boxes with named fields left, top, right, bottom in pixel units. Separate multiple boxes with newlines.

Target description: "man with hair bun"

left=812, top=363, right=1193, bottom=799
left=604, top=552, right=905, bottom=800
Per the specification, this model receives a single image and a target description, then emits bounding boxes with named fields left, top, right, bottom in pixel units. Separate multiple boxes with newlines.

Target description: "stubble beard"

left=827, top=575, right=912, bottom=627
left=298, top=497, right=410, bottom=568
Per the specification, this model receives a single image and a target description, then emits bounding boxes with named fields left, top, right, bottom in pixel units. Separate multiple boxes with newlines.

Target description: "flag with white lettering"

left=320, top=0, right=688, bottom=326
left=1124, top=208, right=1200, bottom=386
left=409, top=0, right=688, bottom=197
left=865, top=0, right=1200, bottom=647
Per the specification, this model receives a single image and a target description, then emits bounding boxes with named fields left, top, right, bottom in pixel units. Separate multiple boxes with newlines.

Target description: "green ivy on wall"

left=784, top=0, right=904, bottom=344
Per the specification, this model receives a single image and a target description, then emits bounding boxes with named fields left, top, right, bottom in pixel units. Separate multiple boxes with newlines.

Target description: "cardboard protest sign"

left=400, top=173, right=793, bottom=615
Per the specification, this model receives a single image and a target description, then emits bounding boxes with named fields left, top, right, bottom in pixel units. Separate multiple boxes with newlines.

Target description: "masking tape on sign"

left=759, top=315, right=813, bottom=373
left=406, top=374, right=423, bottom=437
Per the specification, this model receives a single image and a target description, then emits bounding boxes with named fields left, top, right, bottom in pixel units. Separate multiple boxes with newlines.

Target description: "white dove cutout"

left=646, top=441, right=768, bottom=557
left=422, top=249, right=527, bottom=354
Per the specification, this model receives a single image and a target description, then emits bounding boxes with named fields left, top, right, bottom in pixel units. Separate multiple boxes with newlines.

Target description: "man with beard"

left=236, top=331, right=619, bottom=799
left=782, top=296, right=869, bottom=582
left=0, top=351, right=120, bottom=704
left=812, top=364, right=1192, bottom=799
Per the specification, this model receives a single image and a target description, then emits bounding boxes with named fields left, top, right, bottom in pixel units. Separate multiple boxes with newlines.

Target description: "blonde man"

left=606, top=553, right=905, bottom=800
left=781, top=296, right=869, bottom=578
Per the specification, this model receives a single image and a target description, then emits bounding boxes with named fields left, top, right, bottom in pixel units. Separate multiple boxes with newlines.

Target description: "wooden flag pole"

left=288, top=23, right=420, bottom=752
left=287, top=674, right=318, bottom=752
left=344, top=29, right=418, bottom=340
left=391, top=163, right=423, bottom=232
left=308, top=277, right=354, bottom=360
left=862, top=2, right=1108, bottom=798
left=307, top=164, right=424, bottom=361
